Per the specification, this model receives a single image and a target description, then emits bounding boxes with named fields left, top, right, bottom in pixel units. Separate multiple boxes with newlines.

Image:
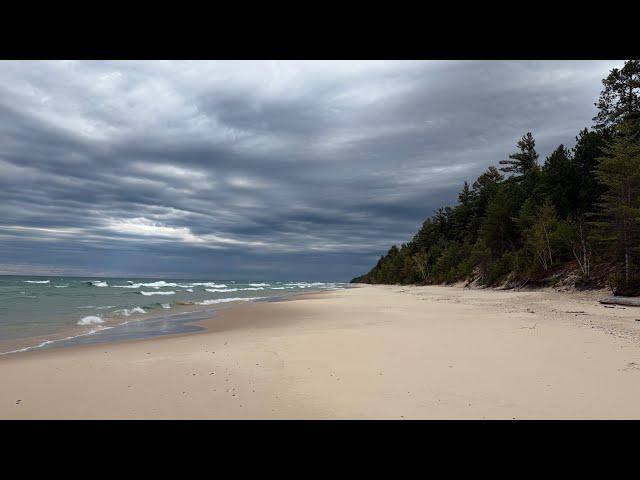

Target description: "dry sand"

left=2, top=284, right=640, bottom=419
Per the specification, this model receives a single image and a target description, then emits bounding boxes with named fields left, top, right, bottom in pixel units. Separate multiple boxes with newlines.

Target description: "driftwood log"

left=599, top=296, right=640, bottom=307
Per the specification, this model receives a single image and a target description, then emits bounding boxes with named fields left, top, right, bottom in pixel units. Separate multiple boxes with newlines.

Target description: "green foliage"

left=352, top=60, right=640, bottom=295
left=499, top=132, right=539, bottom=177
left=521, top=201, right=561, bottom=273
left=594, top=60, right=640, bottom=131
left=542, top=145, right=575, bottom=219
left=592, top=118, right=640, bottom=285
left=572, top=128, right=609, bottom=216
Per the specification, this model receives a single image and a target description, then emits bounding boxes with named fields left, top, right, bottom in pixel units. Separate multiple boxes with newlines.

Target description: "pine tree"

left=572, top=128, right=609, bottom=216
left=499, top=132, right=539, bottom=177
left=451, top=181, right=476, bottom=243
left=351, top=62, right=640, bottom=290
left=542, top=145, right=575, bottom=219
left=594, top=60, right=640, bottom=131
left=593, top=119, right=640, bottom=289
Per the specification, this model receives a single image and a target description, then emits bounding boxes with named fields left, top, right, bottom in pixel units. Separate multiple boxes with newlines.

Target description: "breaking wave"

left=114, top=307, right=146, bottom=316
left=196, top=297, right=266, bottom=305
left=77, top=315, right=105, bottom=325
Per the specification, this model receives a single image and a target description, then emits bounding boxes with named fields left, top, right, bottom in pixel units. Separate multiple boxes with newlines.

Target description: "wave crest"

left=196, top=297, right=265, bottom=305
left=77, top=315, right=104, bottom=325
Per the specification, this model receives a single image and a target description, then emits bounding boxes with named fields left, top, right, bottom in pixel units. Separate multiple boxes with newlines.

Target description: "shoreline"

left=0, top=291, right=335, bottom=367
left=2, top=284, right=640, bottom=419
left=0, top=289, right=333, bottom=357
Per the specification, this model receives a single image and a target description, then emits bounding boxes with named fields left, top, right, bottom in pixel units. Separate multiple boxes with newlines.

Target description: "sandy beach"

left=2, top=284, right=640, bottom=419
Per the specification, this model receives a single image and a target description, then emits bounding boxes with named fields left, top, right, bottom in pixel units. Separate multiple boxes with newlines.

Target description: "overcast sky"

left=0, top=60, right=623, bottom=281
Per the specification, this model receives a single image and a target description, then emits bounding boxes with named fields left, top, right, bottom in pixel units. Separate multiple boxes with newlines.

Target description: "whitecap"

left=90, top=281, right=109, bottom=287
left=77, top=315, right=104, bottom=325
left=161, top=303, right=171, bottom=309
left=140, top=281, right=177, bottom=288
left=114, top=307, right=146, bottom=316
left=24, top=280, right=50, bottom=284
left=139, top=290, right=175, bottom=296
left=205, top=288, right=239, bottom=293
left=249, top=283, right=270, bottom=287
left=196, top=297, right=266, bottom=305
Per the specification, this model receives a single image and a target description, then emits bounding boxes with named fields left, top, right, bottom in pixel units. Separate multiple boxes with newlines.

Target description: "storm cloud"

left=0, top=60, right=623, bottom=280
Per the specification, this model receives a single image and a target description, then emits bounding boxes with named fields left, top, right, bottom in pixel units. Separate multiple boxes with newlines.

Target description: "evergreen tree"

left=451, top=181, right=476, bottom=243
left=572, top=128, right=609, bottom=216
left=594, top=60, right=640, bottom=131
left=499, top=132, right=539, bottom=178
left=479, top=186, right=520, bottom=259
left=351, top=61, right=640, bottom=295
left=593, top=119, right=640, bottom=288
left=542, top=145, right=575, bottom=219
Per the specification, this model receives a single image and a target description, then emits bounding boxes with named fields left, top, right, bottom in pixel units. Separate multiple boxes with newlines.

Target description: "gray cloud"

left=0, top=60, right=624, bottom=280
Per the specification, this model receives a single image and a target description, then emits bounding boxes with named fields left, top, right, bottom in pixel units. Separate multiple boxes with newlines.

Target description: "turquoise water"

left=0, top=275, right=345, bottom=354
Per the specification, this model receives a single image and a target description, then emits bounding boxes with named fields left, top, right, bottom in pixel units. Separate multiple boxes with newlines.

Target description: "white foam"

left=161, top=303, right=171, bottom=309
left=139, top=290, right=175, bottom=296
left=0, top=326, right=113, bottom=356
left=113, top=281, right=178, bottom=289
left=77, top=315, right=105, bottom=325
left=190, top=282, right=227, bottom=288
left=141, top=281, right=177, bottom=288
left=78, top=305, right=116, bottom=310
left=24, top=280, right=50, bottom=284
left=196, top=297, right=266, bottom=305
left=249, top=283, right=270, bottom=287
left=239, top=287, right=264, bottom=291
left=205, top=288, right=239, bottom=292
left=54, top=285, right=69, bottom=288
left=90, top=281, right=109, bottom=287
left=0, top=339, right=54, bottom=355
left=114, top=307, right=146, bottom=316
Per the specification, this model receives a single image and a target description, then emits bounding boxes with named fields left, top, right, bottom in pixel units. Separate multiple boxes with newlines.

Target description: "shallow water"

left=0, top=275, right=345, bottom=354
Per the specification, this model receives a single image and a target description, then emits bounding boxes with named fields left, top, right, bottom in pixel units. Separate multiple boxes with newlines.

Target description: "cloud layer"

left=0, top=60, right=623, bottom=280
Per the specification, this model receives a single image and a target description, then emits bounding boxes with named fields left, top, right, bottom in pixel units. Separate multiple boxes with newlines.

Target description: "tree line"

left=352, top=60, right=640, bottom=296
